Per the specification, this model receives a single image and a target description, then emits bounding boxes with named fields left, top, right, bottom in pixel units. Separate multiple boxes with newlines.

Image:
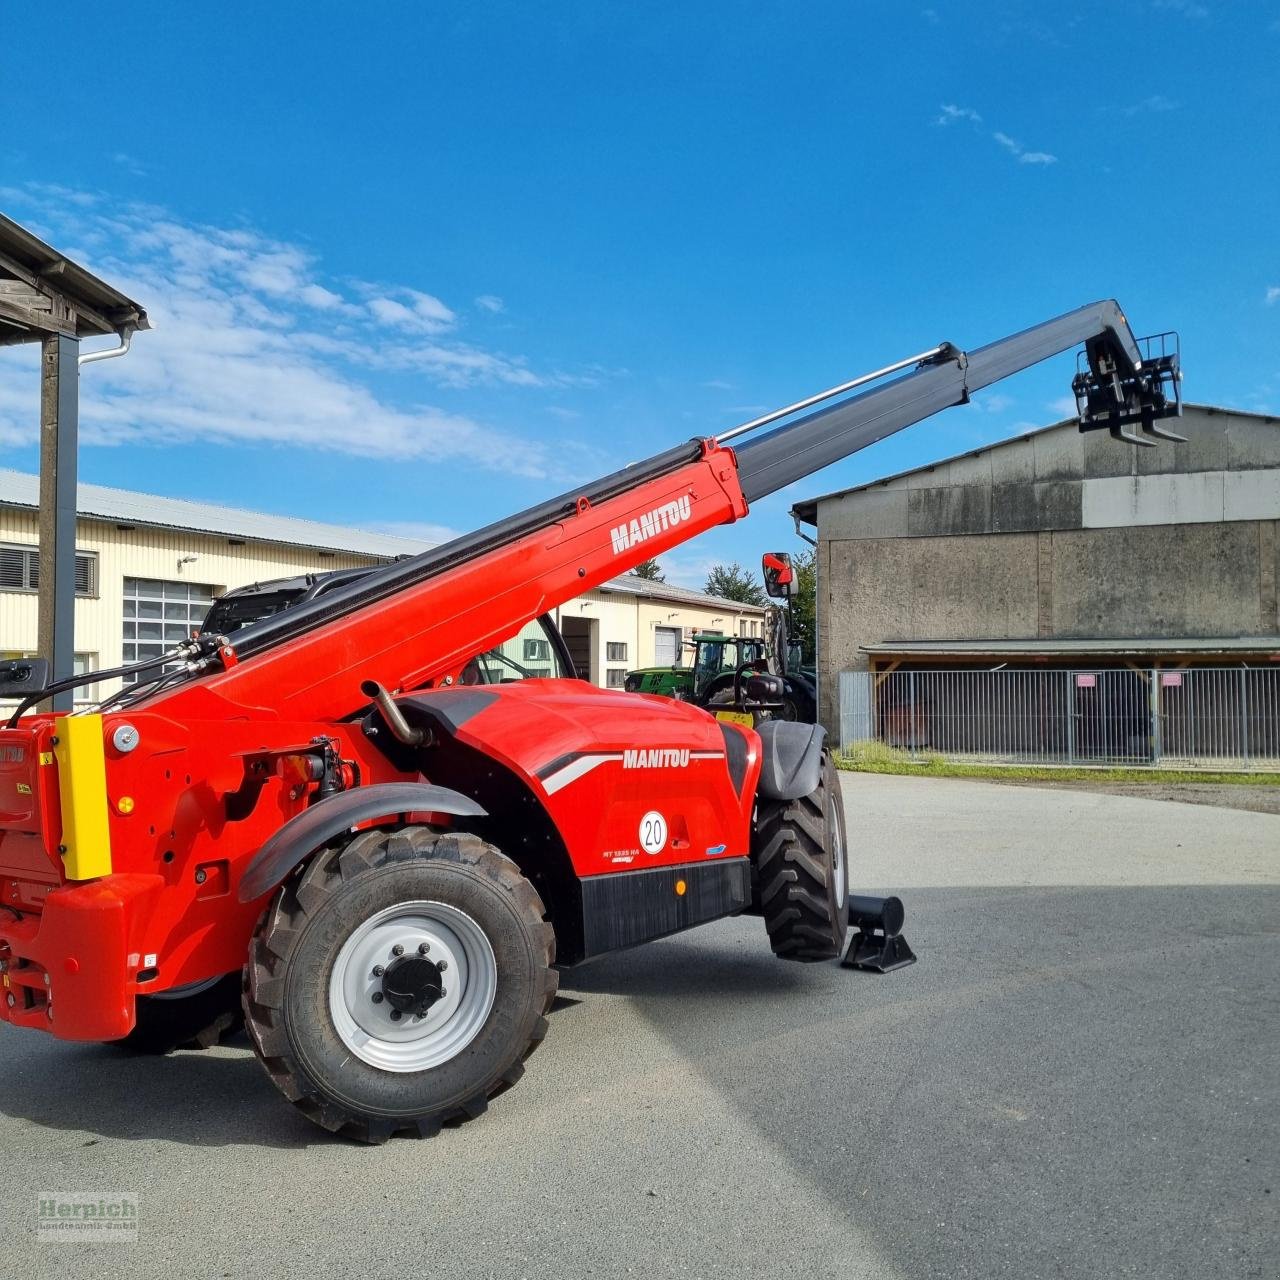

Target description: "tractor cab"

left=689, top=633, right=767, bottom=701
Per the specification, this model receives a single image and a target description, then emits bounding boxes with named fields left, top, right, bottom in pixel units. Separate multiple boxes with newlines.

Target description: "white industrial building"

left=0, top=470, right=766, bottom=701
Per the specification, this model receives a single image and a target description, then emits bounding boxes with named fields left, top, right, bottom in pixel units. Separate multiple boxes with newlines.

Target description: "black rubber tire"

left=114, top=973, right=243, bottom=1054
left=753, top=752, right=848, bottom=962
left=243, top=825, right=557, bottom=1144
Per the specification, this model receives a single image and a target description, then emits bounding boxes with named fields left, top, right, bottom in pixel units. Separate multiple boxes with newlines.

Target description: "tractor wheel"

left=114, top=973, right=243, bottom=1054
left=754, top=752, right=848, bottom=962
left=243, top=825, right=557, bottom=1143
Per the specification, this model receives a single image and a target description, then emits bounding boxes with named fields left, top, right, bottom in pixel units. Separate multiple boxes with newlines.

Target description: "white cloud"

left=1123, top=94, right=1176, bottom=115
left=993, top=131, right=1057, bottom=165
left=474, top=294, right=505, bottom=313
left=936, top=104, right=982, bottom=126
left=1154, top=0, right=1208, bottom=17
left=297, top=282, right=348, bottom=310
left=365, top=288, right=455, bottom=334
left=978, top=392, right=1015, bottom=414
left=702, top=378, right=735, bottom=391
left=364, top=519, right=461, bottom=545
left=0, top=187, right=599, bottom=480
left=1266, top=286, right=1280, bottom=306
left=110, top=152, right=149, bottom=177
left=658, top=552, right=723, bottom=592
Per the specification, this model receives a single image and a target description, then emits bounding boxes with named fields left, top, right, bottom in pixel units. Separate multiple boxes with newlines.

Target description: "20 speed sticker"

left=639, top=811, right=668, bottom=854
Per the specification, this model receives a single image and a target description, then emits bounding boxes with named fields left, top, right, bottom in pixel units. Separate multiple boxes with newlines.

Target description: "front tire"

left=753, top=752, right=848, bottom=961
left=243, top=826, right=557, bottom=1143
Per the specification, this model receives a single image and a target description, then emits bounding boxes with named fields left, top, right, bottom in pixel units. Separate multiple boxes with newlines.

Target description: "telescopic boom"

left=127, top=299, right=1180, bottom=723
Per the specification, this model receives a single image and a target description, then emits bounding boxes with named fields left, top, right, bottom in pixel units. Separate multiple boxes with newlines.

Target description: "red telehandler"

left=0, top=302, right=1181, bottom=1141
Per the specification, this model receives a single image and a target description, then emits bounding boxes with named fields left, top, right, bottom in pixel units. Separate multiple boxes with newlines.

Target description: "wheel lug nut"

left=372, top=965, right=384, bottom=977
left=392, top=944, right=404, bottom=957
left=439, top=987, right=447, bottom=999
left=389, top=1010, right=402, bottom=1022
left=438, top=960, right=448, bottom=971
left=371, top=992, right=384, bottom=1004
left=418, top=942, right=430, bottom=956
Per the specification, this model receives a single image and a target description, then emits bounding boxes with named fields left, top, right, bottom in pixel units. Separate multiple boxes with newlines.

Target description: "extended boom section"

left=732, top=300, right=1180, bottom=501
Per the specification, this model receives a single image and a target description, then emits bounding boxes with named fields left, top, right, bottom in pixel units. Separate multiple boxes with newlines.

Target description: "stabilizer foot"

left=839, top=893, right=917, bottom=973
left=841, top=930, right=917, bottom=973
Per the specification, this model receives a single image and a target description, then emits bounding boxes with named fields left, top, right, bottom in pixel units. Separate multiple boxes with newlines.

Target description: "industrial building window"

left=606, top=642, right=627, bottom=662
left=522, top=637, right=551, bottom=662
left=122, top=577, right=215, bottom=681
left=606, top=668, right=627, bottom=688
left=0, top=544, right=98, bottom=597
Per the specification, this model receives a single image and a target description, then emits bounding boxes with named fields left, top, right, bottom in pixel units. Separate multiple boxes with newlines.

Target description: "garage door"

left=654, top=625, right=681, bottom=666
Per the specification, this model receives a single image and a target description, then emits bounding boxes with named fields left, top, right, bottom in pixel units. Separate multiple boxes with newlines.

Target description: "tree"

left=704, top=562, right=767, bottom=606
left=631, top=558, right=665, bottom=582
left=787, top=548, right=817, bottom=664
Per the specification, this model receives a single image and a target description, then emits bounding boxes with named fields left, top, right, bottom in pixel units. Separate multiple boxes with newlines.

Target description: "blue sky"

left=3, top=2, right=1278, bottom=588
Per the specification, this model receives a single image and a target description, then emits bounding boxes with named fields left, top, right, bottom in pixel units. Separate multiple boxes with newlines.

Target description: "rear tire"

left=114, top=974, right=243, bottom=1054
left=243, top=826, right=557, bottom=1143
left=753, top=752, right=848, bottom=961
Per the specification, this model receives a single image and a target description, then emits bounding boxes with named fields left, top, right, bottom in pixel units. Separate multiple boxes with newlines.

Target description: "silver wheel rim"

left=830, top=795, right=847, bottom=907
left=327, top=900, right=497, bottom=1073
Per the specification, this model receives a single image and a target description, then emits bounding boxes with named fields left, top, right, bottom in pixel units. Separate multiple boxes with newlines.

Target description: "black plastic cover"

left=756, top=720, right=827, bottom=800
left=237, top=782, right=486, bottom=902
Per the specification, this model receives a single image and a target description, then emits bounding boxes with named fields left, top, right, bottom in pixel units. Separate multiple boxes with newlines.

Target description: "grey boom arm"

left=732, top=299, right=1173, bottom=502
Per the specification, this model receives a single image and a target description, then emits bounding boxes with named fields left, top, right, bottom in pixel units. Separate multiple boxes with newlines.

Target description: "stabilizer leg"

left=839, top=894, right=917, bottom=974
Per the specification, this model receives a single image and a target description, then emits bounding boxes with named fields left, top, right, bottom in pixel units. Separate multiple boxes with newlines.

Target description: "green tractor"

left=623, top=554, right=817, bottom=723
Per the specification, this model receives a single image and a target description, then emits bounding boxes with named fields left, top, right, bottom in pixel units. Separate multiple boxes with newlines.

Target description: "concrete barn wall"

left=810, top=408, right=1280, bottom=729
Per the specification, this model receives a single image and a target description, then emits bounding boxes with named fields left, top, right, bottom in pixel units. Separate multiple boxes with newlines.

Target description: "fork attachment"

left=1074, top=330, right=1184, bottom=446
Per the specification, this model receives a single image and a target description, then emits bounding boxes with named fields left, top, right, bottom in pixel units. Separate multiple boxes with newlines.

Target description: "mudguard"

left=237, top=782, right=486, bottom=902
left=756, top=720, right=826, bottom=800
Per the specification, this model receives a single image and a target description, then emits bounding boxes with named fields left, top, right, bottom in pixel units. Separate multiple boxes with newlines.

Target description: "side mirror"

left=742, top=672, right=783, bottom=705
left=0, top=658, right=50, bottom=701
left=762, top=551, right=797, bottom=599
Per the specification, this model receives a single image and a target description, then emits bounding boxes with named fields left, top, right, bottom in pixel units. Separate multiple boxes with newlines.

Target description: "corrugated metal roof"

left=0, top=469, right=434, bottom=558
left=792, top=403, right=1280, bottom=523
left=0, top=468, right=767, bottom=610
left=862, top=637, right=1280, bottom=656
left=601, top=573, right=768, bottom=613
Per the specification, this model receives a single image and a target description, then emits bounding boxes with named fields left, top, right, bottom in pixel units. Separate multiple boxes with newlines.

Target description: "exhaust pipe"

left=360, top=680, right=425, bottom=746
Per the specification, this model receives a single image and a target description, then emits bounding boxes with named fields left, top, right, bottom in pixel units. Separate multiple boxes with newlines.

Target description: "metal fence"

left=838, top=666, right=1280, bottom=771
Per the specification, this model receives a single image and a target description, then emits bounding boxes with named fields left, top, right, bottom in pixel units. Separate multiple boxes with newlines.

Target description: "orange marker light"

left=674, top=879, right=687, bottom=897
left=116, top=796, right=135, bottom=815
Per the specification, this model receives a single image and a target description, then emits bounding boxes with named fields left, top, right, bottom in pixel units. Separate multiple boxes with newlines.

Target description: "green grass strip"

left=835, top=740, right=1280, bottom=786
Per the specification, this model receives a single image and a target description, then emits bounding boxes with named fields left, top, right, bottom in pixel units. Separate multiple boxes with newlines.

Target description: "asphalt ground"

left=1, top=773, right=1275, bottom=1279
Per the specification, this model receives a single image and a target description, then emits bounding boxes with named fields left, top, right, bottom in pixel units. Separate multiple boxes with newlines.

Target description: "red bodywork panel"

left=407, top=682, right=761, bottom=875
left=0, top=442, right=760, bottom=1041
left=150, top=441, right=748, bottom=723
